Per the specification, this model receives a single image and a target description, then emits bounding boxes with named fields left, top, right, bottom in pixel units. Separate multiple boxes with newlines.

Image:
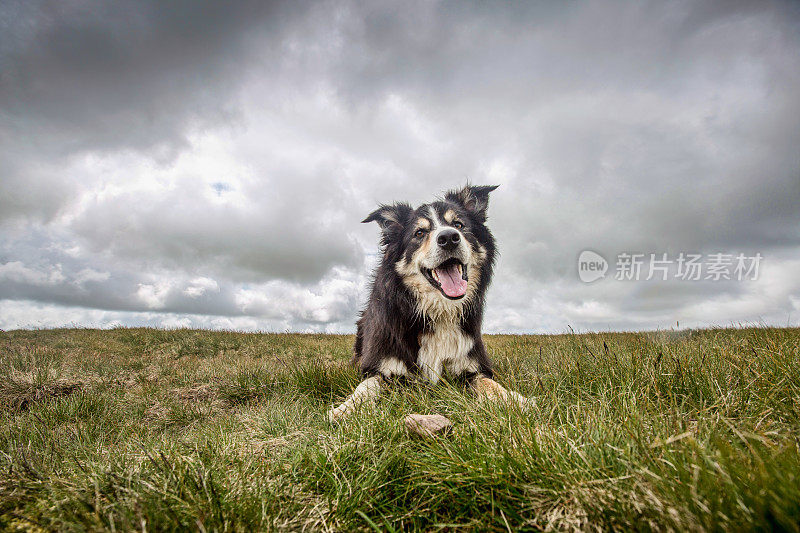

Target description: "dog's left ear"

left=446, top=185, right=499, bottom=221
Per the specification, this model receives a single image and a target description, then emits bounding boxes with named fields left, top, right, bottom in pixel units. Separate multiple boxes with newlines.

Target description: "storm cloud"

left=1, top=0, right=799, bottom=332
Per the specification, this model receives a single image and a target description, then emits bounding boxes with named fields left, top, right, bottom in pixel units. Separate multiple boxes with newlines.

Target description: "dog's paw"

left=507, top=390, right=535, bottom=410
left=518, top=395, right=537, bottom=411
left=473, top=378, right=535, bottom=410
left=327, top=404, right=347, bottom=425
left=477, top=392, right=533, bottom=409
left=328, top=399, right=364, bottom=424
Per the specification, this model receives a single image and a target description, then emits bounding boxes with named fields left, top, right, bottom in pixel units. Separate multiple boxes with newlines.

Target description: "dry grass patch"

left=0, top=374, right=83, bottom=413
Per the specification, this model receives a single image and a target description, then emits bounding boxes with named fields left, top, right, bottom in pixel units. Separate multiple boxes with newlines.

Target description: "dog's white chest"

left=417, top=324, right=476, bottom=383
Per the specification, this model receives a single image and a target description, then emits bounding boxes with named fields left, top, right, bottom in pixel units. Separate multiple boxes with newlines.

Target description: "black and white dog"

left=328, top=185, right=530, bottom=423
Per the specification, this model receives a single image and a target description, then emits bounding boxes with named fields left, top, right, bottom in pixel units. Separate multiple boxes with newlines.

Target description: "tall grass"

left=0, top=327, right=798, bottom=531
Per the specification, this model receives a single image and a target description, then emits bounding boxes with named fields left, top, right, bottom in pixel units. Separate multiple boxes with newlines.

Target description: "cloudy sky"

left=1, top=0, right=799, bottom=333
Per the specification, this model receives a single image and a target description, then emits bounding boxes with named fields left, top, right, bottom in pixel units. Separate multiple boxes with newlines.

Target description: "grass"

left=0, top=326, right=799, bottom=531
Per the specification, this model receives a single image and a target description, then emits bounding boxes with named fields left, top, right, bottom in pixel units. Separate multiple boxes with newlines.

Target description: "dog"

left=328, top=185, right=531, bottom=423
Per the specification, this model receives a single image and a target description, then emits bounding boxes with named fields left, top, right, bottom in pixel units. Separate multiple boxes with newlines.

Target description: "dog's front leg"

left=471, top=374, right=533, bottom=407
left=327, top=375, right=383, bottom=424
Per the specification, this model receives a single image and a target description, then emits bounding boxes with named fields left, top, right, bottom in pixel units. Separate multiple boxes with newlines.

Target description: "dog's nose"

left=437, top=229, right=461, bottom=250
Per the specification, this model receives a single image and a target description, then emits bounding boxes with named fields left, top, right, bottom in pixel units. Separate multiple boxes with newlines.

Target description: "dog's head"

left=364, top=185, right=498, bottom=319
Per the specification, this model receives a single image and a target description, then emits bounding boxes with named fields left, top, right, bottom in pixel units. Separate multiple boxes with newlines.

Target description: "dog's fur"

left=328, top=185, right=530, bottom=423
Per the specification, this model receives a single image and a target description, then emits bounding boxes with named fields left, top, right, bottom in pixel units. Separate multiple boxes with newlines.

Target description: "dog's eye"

left=453, top=221, right=464, bottom=230
left=415, top=229, right=426, bottom=238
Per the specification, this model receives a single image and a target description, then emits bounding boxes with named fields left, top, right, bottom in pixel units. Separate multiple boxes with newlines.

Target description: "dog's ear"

left=446, top=184, right=499, bottom=221
left=362, top=202, right=412, bottom=232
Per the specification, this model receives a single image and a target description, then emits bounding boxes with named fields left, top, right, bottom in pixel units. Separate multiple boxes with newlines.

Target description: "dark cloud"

left=0, top=0, right=303, bottom=225
left=0, top=0, right=299, bottom=153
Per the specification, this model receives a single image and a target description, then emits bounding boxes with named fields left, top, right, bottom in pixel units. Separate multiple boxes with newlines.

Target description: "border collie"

left=328, top=185, right=530, bottom=423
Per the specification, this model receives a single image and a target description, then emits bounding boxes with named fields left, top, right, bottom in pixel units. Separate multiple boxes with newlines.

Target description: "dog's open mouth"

left=423, top=258, right=468, bottom=299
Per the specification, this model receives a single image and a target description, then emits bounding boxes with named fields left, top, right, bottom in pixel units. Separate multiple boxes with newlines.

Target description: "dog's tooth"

left=432, top=270, right=439, bottom=281
left=457, top=264, right=463, bottom=275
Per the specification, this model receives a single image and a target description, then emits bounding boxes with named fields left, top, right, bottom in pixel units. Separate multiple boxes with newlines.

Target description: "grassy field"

left=1, top=327, right=799, bottom=531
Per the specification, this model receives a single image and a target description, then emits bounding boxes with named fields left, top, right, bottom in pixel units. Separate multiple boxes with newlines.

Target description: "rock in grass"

left=404, top=414, right=453, bottom=438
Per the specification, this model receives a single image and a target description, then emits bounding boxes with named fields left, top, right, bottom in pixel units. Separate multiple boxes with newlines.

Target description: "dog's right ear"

left=362, top=203, right=411, bottom=232
left=445, top=184, right=499, bottom=222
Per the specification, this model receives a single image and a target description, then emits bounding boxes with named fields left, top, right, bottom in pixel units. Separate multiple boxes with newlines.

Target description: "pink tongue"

left=435, top=263, right=468, bottom=298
